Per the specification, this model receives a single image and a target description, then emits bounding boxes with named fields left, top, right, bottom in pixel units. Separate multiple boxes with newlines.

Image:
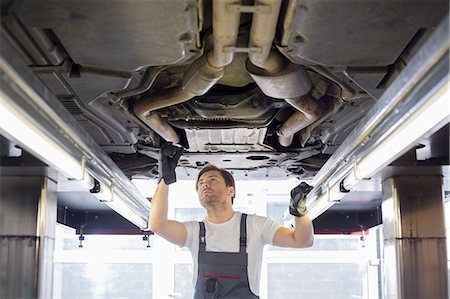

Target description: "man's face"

left=196, top=170, right=234, bottom=207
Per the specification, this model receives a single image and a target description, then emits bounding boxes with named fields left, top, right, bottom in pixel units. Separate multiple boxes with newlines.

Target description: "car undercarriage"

left=1, top=0, right=448, bottom=232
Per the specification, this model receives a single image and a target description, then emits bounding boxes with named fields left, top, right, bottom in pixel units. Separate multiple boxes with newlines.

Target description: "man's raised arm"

left=149, top=143, right=187, bottom=247
left=273, top=182, right=314, bottom=248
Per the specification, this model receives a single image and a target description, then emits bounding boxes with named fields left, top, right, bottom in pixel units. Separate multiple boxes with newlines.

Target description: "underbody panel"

left=1, top=0, right=448, bottom=232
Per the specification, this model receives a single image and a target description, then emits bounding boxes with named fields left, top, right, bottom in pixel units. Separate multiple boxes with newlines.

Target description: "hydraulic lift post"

left=0, top=168, right=57, bottom=299
left=382, top=175, right=447, bottom=298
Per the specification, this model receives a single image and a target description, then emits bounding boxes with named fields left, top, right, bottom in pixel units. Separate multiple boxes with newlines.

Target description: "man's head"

left=196, top=164, right=236, bottom=206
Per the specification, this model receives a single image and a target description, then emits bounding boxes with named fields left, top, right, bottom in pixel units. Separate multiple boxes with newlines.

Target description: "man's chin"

left=201, top=197, right=213, bottom=203
left=200, top=196, right=217, bottom=206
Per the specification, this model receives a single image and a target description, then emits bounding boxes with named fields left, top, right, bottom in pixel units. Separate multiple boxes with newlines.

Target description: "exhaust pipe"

left=133, top=55, right=224, bottom=144
left=133, top=0, right=241, bottom=143
left=248, top=0, right=283, bottom=70
left=246, top=0, right=323, bottom=147
left=278, top=95, right=323, bottom=147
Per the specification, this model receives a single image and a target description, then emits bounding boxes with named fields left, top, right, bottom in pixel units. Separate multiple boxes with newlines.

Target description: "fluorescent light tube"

left=91, top=183, right=148, bottom=228
left=91, top=182, right=114, bottom=202
left=1, top=44, right=150, bottom=229
left=0, top=91, right=84, bottom=180
left=105, top=192, right=148, bottom=229
left=355, top=82, right=449, bottom=180
left=307, top=194, right=335, bottom=219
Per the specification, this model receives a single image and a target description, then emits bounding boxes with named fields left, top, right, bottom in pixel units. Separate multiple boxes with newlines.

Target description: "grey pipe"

left=278, top=95, right=324, bottom=147
left=246, top=0, right=323, bottom=147
left=248, top=57, right=324, bottom=147
left=248, top=0, right=283, bottom=69
left=133, top=55, right=225, bottom=143
left=132, top=0, right=240, bottom=143
left=247, top=56, right=322, bottom=147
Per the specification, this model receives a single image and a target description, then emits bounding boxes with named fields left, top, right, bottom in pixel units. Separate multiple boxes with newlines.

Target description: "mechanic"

left=149, top=143, right=314, bottom=298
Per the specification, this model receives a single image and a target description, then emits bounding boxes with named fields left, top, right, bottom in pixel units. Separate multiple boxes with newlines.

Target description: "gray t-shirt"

left=182, top=211, right=281, bottom=295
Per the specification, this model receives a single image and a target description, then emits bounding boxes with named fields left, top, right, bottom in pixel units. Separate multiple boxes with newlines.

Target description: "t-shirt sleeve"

left=182, top=220, right=198, bottom=248
left=255, top=215, right=282, bottom=245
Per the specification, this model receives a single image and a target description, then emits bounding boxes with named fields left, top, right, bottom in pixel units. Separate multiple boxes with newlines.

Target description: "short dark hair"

left=196, top=164, right=236, bottom=203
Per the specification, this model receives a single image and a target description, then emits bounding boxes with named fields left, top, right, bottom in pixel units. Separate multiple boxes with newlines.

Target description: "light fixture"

left=1, top=45, right=150, bottom=229
left=321, top=81, right=449, bottom=217
left=354, top=83, right=449, bottom=180
left=0, top=91, right=84, bottom=180
left=307, top=194, right=336, bottom=220
left=306, top=79, right=449, bottom=221
left=90, top=181, right=148, bottom=228
left=326, top=182, right=348, bottom=202
left=90, top=181, right=114, bottom=202
left=282, top=187, right=338, bottom=221
left=104, top=191, right=148, bottom=229
left=296, top=16, right=449, bottom=221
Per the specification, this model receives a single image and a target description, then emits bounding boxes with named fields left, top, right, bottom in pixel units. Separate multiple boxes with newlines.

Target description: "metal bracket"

left=143, top=235, right=151, bottom=248
left=226, top=4, right=271, bottom=14
left=89, top=179, right=101, bottom=193
left=100, top=183, right=115, bottom=202
left=223, top=46, right=262, bottom=53
left=339, top=180, right=350, bottom=193
left=78, top=234, right=84, bottom=248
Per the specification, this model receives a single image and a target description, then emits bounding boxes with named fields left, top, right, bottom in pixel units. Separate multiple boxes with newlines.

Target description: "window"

left=175, top=208, right=205, bottom=222
left=53, top=263, right=152, bottom=299
left=267, top=263, right=366, bottom=299
left=53, top=225, right=154, bottom=299
left=174, top=263, right=194, bottom=299
left=53, top=179, right=381, bottom=299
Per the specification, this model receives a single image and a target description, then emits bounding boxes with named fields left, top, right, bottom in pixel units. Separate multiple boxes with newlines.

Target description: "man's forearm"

left=293, top=215, right=314, bottom=247
left=149, top=181, right=170, bottom=232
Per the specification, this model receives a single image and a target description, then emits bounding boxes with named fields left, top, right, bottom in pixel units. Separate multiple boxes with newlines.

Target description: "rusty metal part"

left=143, top=112, right=181, bottom=144
left=111, top=66, right=167, bottom=100
left=133, top=55, right=224, bottom=142
left=133, top=0, right=240, bottom=143
left=278, top=95, right=324, bottom=147
left=218, top=53, right=254, bottom=87
left=310, top=65, right=359, bottom=101
left=247, top=56, right=312, bottom=98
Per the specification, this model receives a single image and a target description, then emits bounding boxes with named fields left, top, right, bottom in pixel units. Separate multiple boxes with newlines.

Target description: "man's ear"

left=227, top=186, right=235, bottom=200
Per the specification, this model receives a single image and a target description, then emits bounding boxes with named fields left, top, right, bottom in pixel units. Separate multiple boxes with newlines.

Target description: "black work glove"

left=289, top=182, right=313, bottom=217
left=158, top=142, right=184, bottom=185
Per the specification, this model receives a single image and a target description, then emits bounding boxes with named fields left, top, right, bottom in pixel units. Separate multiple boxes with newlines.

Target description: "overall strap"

left=239, top=213, right=247, bottom=253
left=199, top=214, right=247, bottom=253
left=199, top=221, right=206, bottom=253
